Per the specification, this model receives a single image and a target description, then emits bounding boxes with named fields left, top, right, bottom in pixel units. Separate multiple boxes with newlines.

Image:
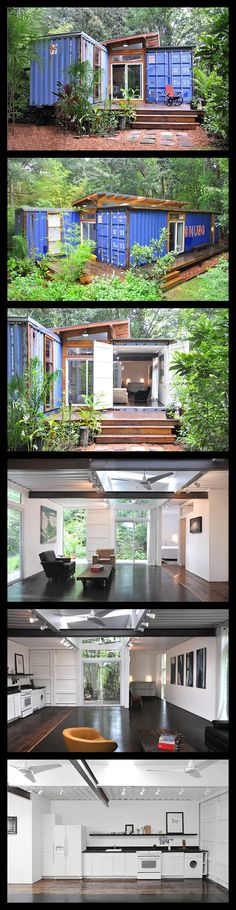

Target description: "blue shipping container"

left=30, top=32, right=108, bottom=106
left=185, top=212, right=211, bottom=250
left=146, top=48, right=192, bottom=102
left=15, top=208, right=80, bottom=259
left=97, top=208, right=168, bottom=268
left=7, top=318, right=63, bottom=409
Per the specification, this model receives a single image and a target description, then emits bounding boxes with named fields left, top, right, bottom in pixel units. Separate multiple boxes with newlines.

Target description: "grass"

left=8, top=555, right=20, bottom=572
left=165, top=259, right=229, bottom=301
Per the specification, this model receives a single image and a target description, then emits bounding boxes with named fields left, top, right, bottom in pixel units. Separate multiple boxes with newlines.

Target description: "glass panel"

left=134, top=521, right=147, bottom=561
left=116, top=522, right=133, bottom=561
left=67, top=347, right=92, bottom=355
left=102, top=662, right=120, bottom=703
left=48, top=226, right=61, bottom=240
left=83, top=663, right=101, bottom=702
left=128, top=64, right=141, bottom=96
left=67, top=360, right=87, bottom=403
left=87, top=360, right=93, bottom=396
left=48, top=240, right=61, bottom=254
left=112, top=64, right=125, bottom=98
left=83, top=649, right=121, bottom=658
left=169, top=222, right=176, bottom=252
left=82, top=222, right=89, bottom=241
left=63, top=508, right=86, bottom=560
left=8, top=488, right=21, bottom=503
left=112, top=53, right=142, bottom=61
left=8, top=508, right=21, bottom=582
left=176, top=221, right=184, bottom=252
left=48, top=214, right=60, bottom=227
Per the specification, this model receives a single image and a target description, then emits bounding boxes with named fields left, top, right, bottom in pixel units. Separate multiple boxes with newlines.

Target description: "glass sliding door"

left=7, top=508, right=22, bottom=582
left=116, top=520, right=147, bottom=563
left=83, top=663, right=101, bottom=702
left=83, top=661, right=120, bottom=704
left=102, top=662, right=120, bottom=704
left=66, top=359, right=93, bottom=404
left=112, top=62, right=142, bottom=99
left=169, top=220, right=185, bottom=254
left=112, top=64, right=126, bottom=99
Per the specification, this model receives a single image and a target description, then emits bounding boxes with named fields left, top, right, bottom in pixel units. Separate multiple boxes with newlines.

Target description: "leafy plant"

left=11, top=232, right=28, bottom=259
left=116, top=90, right=137, bottom=125
left=8, top=357, right=62, bottom=451
left=54, top=60, right=102, bottom=134
left=91, top=101, right=119, bottom=135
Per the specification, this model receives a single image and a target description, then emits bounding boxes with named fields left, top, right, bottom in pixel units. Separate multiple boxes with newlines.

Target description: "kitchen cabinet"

left=7, top=695, right=15, bottom=723
left=32, top=691, right=40, bottom=712
left=66, top=826, right=82, bottom=876
left=112, top=854, right=125, bottom=877
left=54, top=825, right=66, bottom=876
left=161, top=852, right=184, bottom=877
left=91, top=854, right=106, bottom=877
left=14, top=692, right=22, bottom=718
left=83, top=855, right=92, bottom=877
left=124, top=854, right=137, bottom=877
left=7, top=692, right=22, bottom=722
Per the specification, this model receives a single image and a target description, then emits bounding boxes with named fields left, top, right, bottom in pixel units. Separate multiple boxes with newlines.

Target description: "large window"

left=169, top=220, right=185, bottom=254
left=44, top=336, right=54, bottom=408
left=66, top=358, right=93, bottom=404
left=63, top=508, right=86, bottom=560
left=116, top=519, right=148, bottom=563
left=7, top=496, right=23, bottom=583
left=112, top=62, right=142, bottom=99
left=82, top=640, right=121, bottom=705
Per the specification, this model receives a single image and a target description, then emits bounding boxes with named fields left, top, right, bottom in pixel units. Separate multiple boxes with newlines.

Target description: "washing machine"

left=184, top=852, right=203, bottom=878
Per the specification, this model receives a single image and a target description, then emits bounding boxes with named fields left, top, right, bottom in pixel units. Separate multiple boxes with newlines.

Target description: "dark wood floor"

left=163, top=564, right=229, bottom=603
left=7, top=698, right=210, bottom=753
left=8, top=563, right=228, bottom=603
left=7, top=879, right=229, bottom=903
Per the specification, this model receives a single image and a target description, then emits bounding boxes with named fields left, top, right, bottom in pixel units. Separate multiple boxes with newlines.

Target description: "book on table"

left=90, top=564, right=104, bottom=573
left=158, top=733, right=176, bottom=751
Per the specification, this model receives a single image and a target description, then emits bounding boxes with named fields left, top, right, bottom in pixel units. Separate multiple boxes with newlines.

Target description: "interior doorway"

left=179, top=517, right=186, bottom=566
left=161, top=652, right=166, bottom=699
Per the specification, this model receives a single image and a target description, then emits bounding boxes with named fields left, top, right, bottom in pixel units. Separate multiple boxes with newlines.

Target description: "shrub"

left=11, top=232, right=28, bottom=259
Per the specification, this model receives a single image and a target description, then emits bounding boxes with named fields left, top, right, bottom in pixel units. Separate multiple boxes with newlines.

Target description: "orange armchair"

left=62, top=727, right=118, bottom=752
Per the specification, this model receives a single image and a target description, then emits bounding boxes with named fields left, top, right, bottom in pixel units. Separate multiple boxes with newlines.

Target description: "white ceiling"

left=7, top=783, right=225, bottom=803
left=8, top=468, right=228, bottom=499
left=7, top=608, right=228, bottom=635
left=7, top=759, right=228, bottom=791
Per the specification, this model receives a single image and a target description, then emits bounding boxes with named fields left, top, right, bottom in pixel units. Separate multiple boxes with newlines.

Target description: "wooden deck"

left=161, top=242, right=228, bottom=290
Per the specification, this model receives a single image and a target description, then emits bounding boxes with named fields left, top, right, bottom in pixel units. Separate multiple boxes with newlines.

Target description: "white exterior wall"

left=86, top=503, right=115, bottom=563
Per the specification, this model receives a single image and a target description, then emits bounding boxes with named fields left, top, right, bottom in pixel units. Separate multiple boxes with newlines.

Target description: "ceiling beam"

left=8, top=785, right=31, bottom=800
left=28, top=491, right=208, bottom=499
left=7, top=458, right=228, bottom=471
left=7, top=627, right=216, bottom=638
left=69, top=760, right=109, bottom=806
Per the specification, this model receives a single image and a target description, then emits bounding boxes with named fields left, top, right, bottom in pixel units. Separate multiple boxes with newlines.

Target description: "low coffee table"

left=78, top=565, right=113, bottom=589
left=137, top=729, right=195, bottom=753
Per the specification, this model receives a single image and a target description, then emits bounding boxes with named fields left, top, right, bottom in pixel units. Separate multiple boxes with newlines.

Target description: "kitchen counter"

left=84, top=847, right=205, bottom=853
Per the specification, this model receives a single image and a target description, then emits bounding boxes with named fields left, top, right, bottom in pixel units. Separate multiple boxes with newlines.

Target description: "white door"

left=48, top=213, right=61, bottom=255
left=169, top=220, right=185, bottom=254
left=65, top=825, right=82, bottom=876
left=93, top=340, right=113, bottom=409
left=54, top=825, right=66, bottom=875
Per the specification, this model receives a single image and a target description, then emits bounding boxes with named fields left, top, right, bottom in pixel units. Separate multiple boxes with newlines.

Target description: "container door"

left=93, top=340, right=113, bottom=409
left=47, top=213, right=61, bottom=255
left=169, top=51, right=192, bottom=102
left=111, top=211, right=127, bottom=267
left=97, top=211, right=111, bottom=262
left=146, top=51, right=157, bottom=102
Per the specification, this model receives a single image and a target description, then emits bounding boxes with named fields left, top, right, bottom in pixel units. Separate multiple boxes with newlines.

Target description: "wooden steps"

left=100, top=417, right=178, bottom=445
left=99, top=434, right=175, bottom=444
left=132, top=109, right=198, bottom=130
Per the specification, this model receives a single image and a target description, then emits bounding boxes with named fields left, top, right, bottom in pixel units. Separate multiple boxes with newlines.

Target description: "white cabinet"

left=124, top=854, right=137, bottom=877
left=91, top=854, right=105, bottom=877
left=14, top=692, right=22, bottom=718
left=112, top=854, right=125, bottom=877
left=161, top=852, right=184, bottom=877
left=83, top=855, right=92, bottom=877
left=88, top=853, right=125, bottom=878
left=41, top=814, right=55, bottom=876
left=7, top=695, right=15, bottom=723
left=32, top=691, right=40, bottom=712
left=184, top=853, right=203, bottom=878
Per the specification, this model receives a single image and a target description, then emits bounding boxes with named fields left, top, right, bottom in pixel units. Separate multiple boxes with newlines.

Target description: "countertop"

left=7, top=686, right=46, bottom=693
left=84, top=847, right=205, bottom=854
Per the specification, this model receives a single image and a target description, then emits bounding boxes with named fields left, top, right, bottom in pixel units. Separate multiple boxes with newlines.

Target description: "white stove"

left=20, top=689, right=33, bottom=717
left=137, top=851, right=161, bottom=879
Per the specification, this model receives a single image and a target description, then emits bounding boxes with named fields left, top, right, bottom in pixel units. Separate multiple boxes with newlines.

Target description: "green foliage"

left=8, top=7, right=44, bottom=124
left=8, top=357, right=62, bottom=451
left=193, top=8, right=229, bottom=142
left=61, top=239, right=94, bottom=283
left=63, top=509, right=87, bottom=559
left=54, top=61, right=102, bottom=134
left=166, top=258, right=229, bottom=302
left=116, top=91, right=137, bottom=125
left=11, top=232, right=28, bottom=259
left=8, top=256, right=33, bottom=279
left=91, top=102, right=119, bottom=135
left=170, top=310, right=229, bottom=450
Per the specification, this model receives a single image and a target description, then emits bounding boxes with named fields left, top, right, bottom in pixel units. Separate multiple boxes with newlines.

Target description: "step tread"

left=132, top=122, right=197, bottom=130
left=99, top=435, right=177, bottom=443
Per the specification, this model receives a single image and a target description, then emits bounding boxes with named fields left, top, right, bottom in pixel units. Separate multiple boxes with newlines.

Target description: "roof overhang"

left=73, top=193, right=188, bottom=210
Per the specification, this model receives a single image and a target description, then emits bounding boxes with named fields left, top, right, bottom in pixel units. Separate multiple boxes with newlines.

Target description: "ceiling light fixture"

left=179, top=788, right=184, bottom=796
left=60, top=789, right=64, bottom=796
left=146, top=612, right=156, bottom=619
left=29, top=616, right=38, bottom=624
left=38, top=788, right=43, bottom=795
left=140, top=789, right=145, bottom=796
left=155, top=789, right=160, bottom=796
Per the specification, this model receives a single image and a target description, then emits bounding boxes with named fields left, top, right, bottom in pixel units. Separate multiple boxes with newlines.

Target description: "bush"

left=8, top=256, right=33, bottom=279
left=11, top=232, right=28, bottom=259
left=91, top=103, right=119, bottom=135
left=194, top=67, right=228, bottom=141
left=7, top=270, right=161, bottom=302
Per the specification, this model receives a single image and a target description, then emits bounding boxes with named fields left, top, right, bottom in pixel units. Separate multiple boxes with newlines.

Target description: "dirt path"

left=8, top=123, right=217, bottom=151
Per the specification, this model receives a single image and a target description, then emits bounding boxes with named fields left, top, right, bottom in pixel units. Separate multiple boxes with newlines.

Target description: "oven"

left=137, top=851, right=161, bottom=879
left=21, top=689, right=33, bottom=717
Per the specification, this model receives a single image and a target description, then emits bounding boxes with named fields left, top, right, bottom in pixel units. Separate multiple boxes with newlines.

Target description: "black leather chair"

left=204, top=720, right=229, bottom=752
left=39, top=550, right=76, bottom=580
left=134, top=388, right=150, bottom=404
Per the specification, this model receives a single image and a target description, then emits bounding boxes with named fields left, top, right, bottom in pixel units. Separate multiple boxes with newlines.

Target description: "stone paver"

left=175, top=131, right=189, bottom=138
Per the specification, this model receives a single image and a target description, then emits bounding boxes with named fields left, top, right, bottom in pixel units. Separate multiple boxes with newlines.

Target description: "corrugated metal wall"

left=25, top=210, right=47, bottom=258
left=129, top=210, right=168, bottom=263
left=101, top=47, right=108, bottom=100
left=97, top=210, right=111, bottom=263
left=185, top=212, right=211, bottom=250
left=146, top=49, right=192, bottom=102
left=7, top=323, right=24, bottom=379
left=7, top=319, right=63, bottom=410
left=30, top=36, right=80, bottom=106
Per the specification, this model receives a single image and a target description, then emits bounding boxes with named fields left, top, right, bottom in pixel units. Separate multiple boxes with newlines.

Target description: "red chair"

left=165, top=84, right=183, bottom=106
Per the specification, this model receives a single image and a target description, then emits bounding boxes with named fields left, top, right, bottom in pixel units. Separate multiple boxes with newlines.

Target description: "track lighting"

left=155, top=789, right=160, bottom=795
left=29, top=615, right=38, bottom=624
left=40, top=625, right=47, bottom=631
left=60, top=789, right=64, bottom=796
left=38, top=788, right=43, bottom=796
left=146, top=612, right=156, bottom=619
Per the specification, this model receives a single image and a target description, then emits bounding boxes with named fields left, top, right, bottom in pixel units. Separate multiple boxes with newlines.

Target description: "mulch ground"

left=8, top=123, right=217, bottom=150
left=69, top=443, right=184, bottom=451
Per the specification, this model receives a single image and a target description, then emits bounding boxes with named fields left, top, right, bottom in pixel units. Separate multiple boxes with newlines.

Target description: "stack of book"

left=90, top=564, right=104, bottom=573
left=157, top=733, right=176, bottom=751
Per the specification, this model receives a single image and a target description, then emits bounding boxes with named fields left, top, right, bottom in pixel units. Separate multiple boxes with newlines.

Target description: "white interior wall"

left=23, top=498, right=63, bottom=578
left=209, top=491, right=228, bottom=581
left=8, top=639, right=30, bottom=679
left=50, top=800, right=199, bottom=838
left=200, top=792, right=228, bottom=888
left=163, top=636, right=217, bottom=721
left=86, top=503, right=115, bottom=562
left=28, top=643, right=129, bottom=708
left=130, top=651, right=157, bottom=690
left=121, top=361, right=151, bottom=385
left=162, top=508, right=179, bottom=546
left=184, top=499, right=210, bottom=580
left=8, top=793, right=32, bottom=883
left=31, top=794, right=49, bottom=882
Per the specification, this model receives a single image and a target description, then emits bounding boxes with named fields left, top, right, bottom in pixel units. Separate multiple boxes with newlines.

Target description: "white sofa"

left=113, top=388, right=128, bottom=405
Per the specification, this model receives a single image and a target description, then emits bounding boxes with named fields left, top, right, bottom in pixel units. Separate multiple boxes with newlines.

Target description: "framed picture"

left=8, top=817, right=17, bottom=834
left=125, top=824, right=134, bottom=835
left=15, top=653, right=24, bottom=675
left=190, top=516, right=202, bottom=533
left=177, top=654, right=184, bottom=685
left=166, top=812, right=184, bottom=835
left=186, top=651, right=194, bottom=687
left=40, top=505, right=57, bottom=544
left=170, top=656, right=176, bottom=684
left=196, top=648, right=206, bottom=688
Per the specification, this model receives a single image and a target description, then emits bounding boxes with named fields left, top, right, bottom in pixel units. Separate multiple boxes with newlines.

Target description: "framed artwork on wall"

left=8, top=817, right=17, bottom=834
left=170, top=656, right=176, bottom=684
left=166, top=812, right=184, bottom=834
left=177, top=654, right=184, bottom=685
left=40, top=505, right=57, bottom=544
left=196, top=648, right=206, bottom=688
left=190, top=516, right=202, bottom=533
left=186, top=651, right=194, bottom=687
left=15, top=653, right=24, bottom=674
left=125, top=824, right=134, bottom=834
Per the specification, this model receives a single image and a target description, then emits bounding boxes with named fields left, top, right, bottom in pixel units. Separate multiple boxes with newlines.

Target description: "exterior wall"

left=146, top=49, right=192, bottom=103
left=7, top=321, right=26, bottom=379
left=15, top=209, right=80, bottom=259
left=185, top=212, right=211, bottom=250
left=30, top=35, right=80, bottom=106
left=7, top=318, right=62, bottom=409
left=129, top=210, right=168, bottom=263
left=101, top=47, right=109, bottom=100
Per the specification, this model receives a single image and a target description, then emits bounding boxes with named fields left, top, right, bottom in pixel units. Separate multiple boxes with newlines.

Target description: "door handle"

left=65, top=839, right=68, bottom=857
left=53, top=844, right=55, bottom=863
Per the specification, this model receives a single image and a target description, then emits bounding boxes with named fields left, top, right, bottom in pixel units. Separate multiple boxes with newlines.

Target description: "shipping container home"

left=30, top=32, right=108, bottom=106
left=73, top=193, right=220, bottom=269
left=15, top=207, right=80, bottom=259
left=7, top=316, right=187, bottom=413
left=29, top=30, right=194, bottom=109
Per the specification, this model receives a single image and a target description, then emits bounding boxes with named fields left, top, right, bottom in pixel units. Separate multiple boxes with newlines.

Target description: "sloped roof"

left=73, top=193, right=188, bottom=209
